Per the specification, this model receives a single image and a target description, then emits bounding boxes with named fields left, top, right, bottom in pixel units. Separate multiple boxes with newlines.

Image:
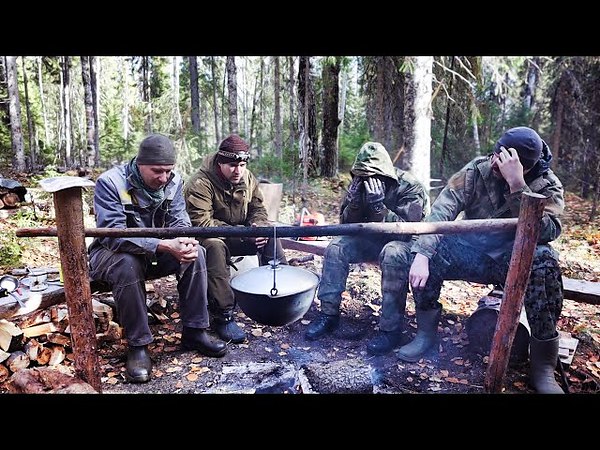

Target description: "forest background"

left=0, top=55, right=598, bottom=266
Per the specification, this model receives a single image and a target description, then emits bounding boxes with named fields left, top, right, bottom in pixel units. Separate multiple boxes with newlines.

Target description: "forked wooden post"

left=41, top=177, right=102, bottom=393
left=484, top=192, right=546, bottom=393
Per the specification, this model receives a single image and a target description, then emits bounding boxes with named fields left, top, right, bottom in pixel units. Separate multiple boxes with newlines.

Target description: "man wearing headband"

left=184, top=134, right=288, bottom=344
left=393, top=126, right=566, bottom=394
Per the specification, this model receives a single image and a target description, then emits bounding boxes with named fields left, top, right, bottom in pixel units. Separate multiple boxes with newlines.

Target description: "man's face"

left=137, top=164, right=174, bottom=190
left=219, top=161, right=247, bottom=184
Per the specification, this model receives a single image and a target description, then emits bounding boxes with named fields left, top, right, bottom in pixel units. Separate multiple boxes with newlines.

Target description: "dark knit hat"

left=495, top=126, right=543, bottom=169
left=137, top=134, right=176, bottom=165
left=217, top=134, right=250, bottom=163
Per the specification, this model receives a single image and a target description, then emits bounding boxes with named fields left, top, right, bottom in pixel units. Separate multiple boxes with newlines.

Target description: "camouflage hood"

left=350, top=142, right=398, bottom=183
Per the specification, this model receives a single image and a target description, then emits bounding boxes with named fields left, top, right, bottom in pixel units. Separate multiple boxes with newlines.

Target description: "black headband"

left=217, top=150, right=250, bottom=162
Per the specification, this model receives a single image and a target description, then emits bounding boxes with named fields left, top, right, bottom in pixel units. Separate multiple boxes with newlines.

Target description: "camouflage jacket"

left=412, top=149, right=564, bottom=262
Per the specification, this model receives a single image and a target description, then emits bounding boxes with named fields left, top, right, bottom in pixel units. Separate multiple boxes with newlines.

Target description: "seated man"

left=88, top=133, right=227, bottom=384
left=305, top=141, right=429, bottom=356
left=184, top=134, right=288, bottom=343
left=395, top=126, right=565, bottom=394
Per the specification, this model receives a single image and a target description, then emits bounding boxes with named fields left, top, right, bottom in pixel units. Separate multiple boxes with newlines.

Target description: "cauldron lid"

left=230, top=265, right=319, bottom=297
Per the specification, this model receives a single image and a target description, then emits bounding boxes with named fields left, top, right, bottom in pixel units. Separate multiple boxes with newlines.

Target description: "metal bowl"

left=230, top=264, right=319, bottom=327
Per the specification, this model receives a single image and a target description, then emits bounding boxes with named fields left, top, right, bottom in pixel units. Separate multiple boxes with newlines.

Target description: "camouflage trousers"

left=317, top=235, right=413, bottom=332
left=408, top=235, right=563, bottom=340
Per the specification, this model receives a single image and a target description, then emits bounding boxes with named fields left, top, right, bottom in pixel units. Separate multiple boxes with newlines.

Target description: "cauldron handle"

left=269, top=223, right=279, bottom=297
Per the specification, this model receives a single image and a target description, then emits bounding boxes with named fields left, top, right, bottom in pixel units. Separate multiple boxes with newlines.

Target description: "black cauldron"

left=230, top=264, right=319, bottom=327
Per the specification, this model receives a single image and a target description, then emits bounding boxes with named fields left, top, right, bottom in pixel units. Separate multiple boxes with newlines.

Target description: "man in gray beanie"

left=88, top=133, right=227, bottom=384
left=393, top=126, right=566, bottom=394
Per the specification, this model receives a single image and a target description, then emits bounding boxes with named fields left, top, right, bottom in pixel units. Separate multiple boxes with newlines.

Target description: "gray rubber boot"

left=529, top=335, right=564, bottom=394
left=396, top=308, right=441, bottom=362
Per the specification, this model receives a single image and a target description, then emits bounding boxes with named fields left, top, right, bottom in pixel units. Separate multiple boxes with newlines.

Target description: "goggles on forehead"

left=218, top=150, right=250, bottom=162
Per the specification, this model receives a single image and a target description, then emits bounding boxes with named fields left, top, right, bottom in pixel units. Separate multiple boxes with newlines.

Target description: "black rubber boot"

left=367, top=330, right=410, bottom=356
left=181, top=327, right=228, bottom=358
left=529, top=335, right=564, bottom=394
left=125, top=345, right=152, bottom=383
left=396, top=308, right=441, bottom=362
left=214, top=310, right=247, bottom=344
left=305, top=313, right=340, bottom=341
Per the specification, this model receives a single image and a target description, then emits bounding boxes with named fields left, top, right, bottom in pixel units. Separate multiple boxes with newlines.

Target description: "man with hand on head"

left=88, top=133, right=227, bottom=384
left=395, top=126, right=566, bottom=394
left=184, top=134, right=288, bottom=344
left=305, top=141, right=429, bottom=356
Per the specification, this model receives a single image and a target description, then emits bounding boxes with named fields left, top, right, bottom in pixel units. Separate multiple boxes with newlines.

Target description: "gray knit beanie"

left=137, top=134, right=176, bottom=165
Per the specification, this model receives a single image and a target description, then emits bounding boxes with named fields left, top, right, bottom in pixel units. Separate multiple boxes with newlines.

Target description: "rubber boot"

left=529, top=335, right=564, bottom=394
left=125, top=345, right=152, bottom=383
left=305, top=312, right=340, bottom=341
left=214, top=310, right=247, bottom=344
left=367, top=330, right=410, bottom=356
left=181, top=327, right=228, bottom=357
left=396, top=308, right=441, bottom=362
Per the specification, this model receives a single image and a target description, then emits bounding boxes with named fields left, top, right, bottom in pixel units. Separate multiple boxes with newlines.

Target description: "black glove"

left=346, top=176, right=364, bottom=206
left=364, top=177, right=385, bottom=205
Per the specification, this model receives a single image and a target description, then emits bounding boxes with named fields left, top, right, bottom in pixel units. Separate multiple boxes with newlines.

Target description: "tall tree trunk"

left=440, top=56, right=455, bottom=177
left=21, top=57, right=38, bottom=171
left=273, top=56, right=282, bottom=159
left=90, top=56, right=100, bottom=164
left=405, top=56, right=433, bottom=193
left=37, top=56, right=50, bottom=148
left=249, top=57, right=265, bottom=155
left=288, top=56, right=296, bottom=152
left=297, top=56, right=309, bottom=191
left=338, top=61, right=349, bottom=138
left=171, top=56, right=183, bottom=133
left=6, top=56, right=26, bottom=172
left=120, top=57, right=131, bottom=143
left=189, top=56, right=201, bottom=138
left=142, top=56, right=152, bottom=133
left=320, top=57, right=341, bottom=178
left=81, top=56, right=96, bottom=168
left=210, top=57, right=220, bottom=145
left=226, top=56, right=239, bottom=135
left=60, top=56, right=72, bottom=168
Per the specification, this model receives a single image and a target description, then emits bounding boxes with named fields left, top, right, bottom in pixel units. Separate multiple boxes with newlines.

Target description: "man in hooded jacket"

left=305, top=142, right=429, bottom=356
left=394, top=126, right=566, bottom=394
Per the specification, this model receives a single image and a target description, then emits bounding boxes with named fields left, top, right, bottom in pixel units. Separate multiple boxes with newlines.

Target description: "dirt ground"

left=1, top=178, right=599, bottom=396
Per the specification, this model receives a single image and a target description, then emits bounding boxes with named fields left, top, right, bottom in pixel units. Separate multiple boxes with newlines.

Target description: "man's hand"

left=158, top=237, right=199, bottom=263
left=495, top=146, right=527, bottom=192
left=251, top=223, right=268, bottom=249
left=364, top=177, right=385, bottom=205
left=346, top=176, right=364, bottom=205
left=409, top=253, right=430, bottom=291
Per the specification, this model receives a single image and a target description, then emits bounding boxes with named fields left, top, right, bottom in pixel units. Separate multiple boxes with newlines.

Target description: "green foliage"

left=0, top=231, right=22, bottom=270
left=251, top=146, right=298, bottom=182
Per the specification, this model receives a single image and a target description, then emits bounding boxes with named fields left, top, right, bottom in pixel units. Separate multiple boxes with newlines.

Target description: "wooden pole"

left=16, top=218, right=519, bottom=239
left=484, top=192, right=546, bottom=393
left=52, top=187, right=102, bottom=393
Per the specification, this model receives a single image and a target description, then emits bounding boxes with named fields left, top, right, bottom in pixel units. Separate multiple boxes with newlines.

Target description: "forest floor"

left=0, top=174, right=599, bottom=396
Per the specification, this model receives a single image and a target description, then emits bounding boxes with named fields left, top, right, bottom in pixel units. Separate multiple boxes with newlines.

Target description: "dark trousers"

left=406, top=236, right=563, bottom=340
left=89, top=245, right=210, bottom=347
left=199, top=237, right=288, bottom=313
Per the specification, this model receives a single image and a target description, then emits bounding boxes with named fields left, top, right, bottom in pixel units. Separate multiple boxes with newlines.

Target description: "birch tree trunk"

left=81, top=56, right=96, bottom=168
left=6, top=56, right=26, bottom=172
left=60, top=56, right=72, bottom=168
left=297, top=56, right=309, bottom=191
left=320, top=56, right=341, bottom=178
left=120, top=57, right=130, bottom=142
left=90, top=56, right=100, bottom=163
left=406, top=56, right=433, bottom=193
left=226, top=56, right=239, bottom=135
left=171, top=56, right=183, bottom=133
left=37, top=56, right=50, bottom=147
left=273, top=56, right=282, bottom=158
left=22, top=57, right=39, bottom=171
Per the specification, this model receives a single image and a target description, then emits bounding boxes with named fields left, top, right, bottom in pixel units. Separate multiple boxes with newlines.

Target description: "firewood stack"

left=0, top=298, right=122, bottom=384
